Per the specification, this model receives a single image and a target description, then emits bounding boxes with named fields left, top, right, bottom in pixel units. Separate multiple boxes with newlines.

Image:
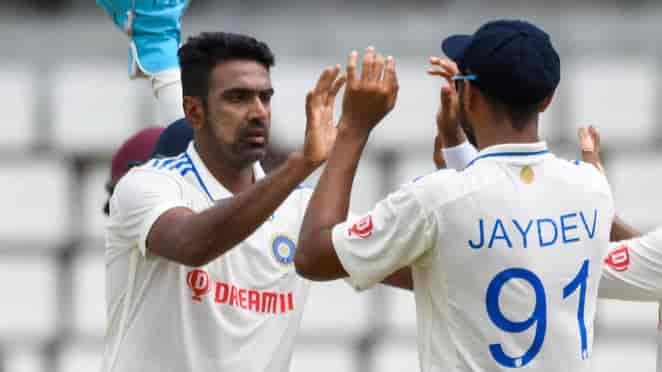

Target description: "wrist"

left=337, top=116, right=372, bottom=141
left=287, top=151, right=319, bottom=176
left=437, top=123, right=466, bottom=148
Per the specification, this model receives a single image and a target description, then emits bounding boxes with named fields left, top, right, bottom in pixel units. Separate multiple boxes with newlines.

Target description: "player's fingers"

left=313, top=66, right=335, bottom=95
left=346, top=50, right=358, bottom=83
left=326, top=74, right=347, bottom=107
left=578, top=127, right=598, bottom=164
left=372, top=53, right=385, bottom=81
left=361, top=46, right=376, bottom=81
left=384, top=56, right=397, bottom=88
left=588, top=125, right=601, bottom=152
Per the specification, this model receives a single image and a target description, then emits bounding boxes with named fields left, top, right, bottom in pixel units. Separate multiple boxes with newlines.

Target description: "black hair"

left=473, top=83, right=545, bottom=131
left=178, top=32, right=275, bottom=104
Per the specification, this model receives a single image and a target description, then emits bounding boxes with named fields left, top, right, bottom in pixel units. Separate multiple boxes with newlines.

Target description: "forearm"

left=165, top=153, right=316, bottom=266
left=297, top=125, right=369, bottom=279
left=610, top=216, right=641, bottom=242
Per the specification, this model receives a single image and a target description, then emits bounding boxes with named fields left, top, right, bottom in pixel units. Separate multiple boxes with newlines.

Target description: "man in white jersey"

left=295, top=20, right=615, bottom=371
left=103, top=31, right=349, bottom=372
left=430, top=31, right=662, bottom=367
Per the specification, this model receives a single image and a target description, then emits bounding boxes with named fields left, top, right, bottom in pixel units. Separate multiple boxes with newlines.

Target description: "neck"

left=193, top=136, right=254, bottom=195
left=474, top=118, right=540, bottom=150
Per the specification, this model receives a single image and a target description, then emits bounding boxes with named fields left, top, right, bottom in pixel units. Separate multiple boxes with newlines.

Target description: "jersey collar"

left=184, top=141, right=266, bottom=202
left=466, top=141, right=552, bottom=168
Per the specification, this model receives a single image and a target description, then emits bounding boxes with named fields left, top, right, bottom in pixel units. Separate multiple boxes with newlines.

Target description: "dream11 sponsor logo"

left=348, top=215, right=374, bottom=239
left=604, top=246, right=630, bottom=272
left=187, top=269, right=211, bottom=301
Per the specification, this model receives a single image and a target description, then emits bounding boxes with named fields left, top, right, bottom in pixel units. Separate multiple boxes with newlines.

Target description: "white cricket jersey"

left=102, top=141, right=311, bottom=372
left=598, top=229, right=662, bottom=372
left=332, top=142, right=614, bottom=372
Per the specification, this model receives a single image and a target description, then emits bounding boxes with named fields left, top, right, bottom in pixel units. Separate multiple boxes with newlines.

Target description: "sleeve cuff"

left=442, top=140, right=478, bottom=170
left=331, top=223, right=373, bottom=291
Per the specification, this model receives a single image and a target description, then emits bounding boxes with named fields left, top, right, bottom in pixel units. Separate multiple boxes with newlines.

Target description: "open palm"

left=303, top=66, right=346, bottom=166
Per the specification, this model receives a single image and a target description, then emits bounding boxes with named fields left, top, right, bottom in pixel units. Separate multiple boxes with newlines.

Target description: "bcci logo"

left=348, top=215, right=373, bottom=239
left=272, top=234, right=296, bottom=266
left=187, top=269, right=211, bottom=301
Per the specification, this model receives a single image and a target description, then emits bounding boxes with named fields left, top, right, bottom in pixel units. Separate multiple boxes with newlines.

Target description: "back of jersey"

left=413, top=144, right=614, bottom=372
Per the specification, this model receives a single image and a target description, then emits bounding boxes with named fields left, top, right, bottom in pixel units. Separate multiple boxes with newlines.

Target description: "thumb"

left=578, top=127, right=603, bottom=173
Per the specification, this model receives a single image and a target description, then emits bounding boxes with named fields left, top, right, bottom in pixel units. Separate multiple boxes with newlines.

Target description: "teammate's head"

left=179, top=32, right=276, bottom=169
left=105, top=127, right=163, bottom=215
left=442, top=20, right=560, bottom=146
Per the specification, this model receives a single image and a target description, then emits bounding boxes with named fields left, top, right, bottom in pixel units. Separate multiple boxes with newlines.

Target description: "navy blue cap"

left=442, top=20, right=560, bottom=106
left=152, top=118, right=194, bottom=158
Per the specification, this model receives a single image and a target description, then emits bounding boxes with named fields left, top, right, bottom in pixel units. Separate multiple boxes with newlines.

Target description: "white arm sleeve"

left=151, top=68, right=184, bottom=125
left=599, top=227, right=662, bottom=301
left=331, top=185, right=438, bottom=291
left=442, top=140, right=478, bottom=170
left=109, top=168, right=190, bottom=256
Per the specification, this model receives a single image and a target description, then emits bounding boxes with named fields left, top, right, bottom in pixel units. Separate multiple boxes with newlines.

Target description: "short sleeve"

left=109, top=168, right=190, bottom=256
left=331, top=185, right=438, bottom=291
left=599, top=228, right=662, bottom=301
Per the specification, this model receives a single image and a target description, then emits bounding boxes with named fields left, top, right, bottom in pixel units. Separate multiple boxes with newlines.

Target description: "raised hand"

left=303, top=65, right=347, bottom=166
left=427, top=57, right=466, bottom=147
left=339, top=47, right=399, bottom=135
left=578, top=126, right=606, bottom=176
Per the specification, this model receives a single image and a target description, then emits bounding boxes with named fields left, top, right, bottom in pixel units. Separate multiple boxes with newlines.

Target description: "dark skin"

left=295, top=47, right=570, bottom=283
left=146, top=60, right=346, bottom=267
left=295, top=47, right=402, bottom=280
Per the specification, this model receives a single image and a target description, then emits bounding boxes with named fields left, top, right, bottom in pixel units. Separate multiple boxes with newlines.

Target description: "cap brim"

left=441, top=35, right=473, bottom=62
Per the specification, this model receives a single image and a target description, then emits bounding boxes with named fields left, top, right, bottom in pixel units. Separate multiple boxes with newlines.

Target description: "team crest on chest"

left=271, top=234, right=296, bottom=266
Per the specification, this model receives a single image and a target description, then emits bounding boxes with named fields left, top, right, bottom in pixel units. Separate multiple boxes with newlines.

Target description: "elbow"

left=294, top=247, right=314, bottom=280
left=294, top=236, right=318, bottom=280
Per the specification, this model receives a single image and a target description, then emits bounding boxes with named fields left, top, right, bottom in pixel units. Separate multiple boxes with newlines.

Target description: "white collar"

left=184, top=141, right=266, bottom=201
left=467, top=142, right=552, bottom=167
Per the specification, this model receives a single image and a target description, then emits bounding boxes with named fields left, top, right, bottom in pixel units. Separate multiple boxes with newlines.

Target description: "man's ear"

left=183, top=96, right=205, bottom=130
left=539, top=91, right=555, bottom=113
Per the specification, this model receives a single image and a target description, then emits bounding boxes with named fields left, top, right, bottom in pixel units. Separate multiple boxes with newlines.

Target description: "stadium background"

left=1, top=0, right=661, bottom=371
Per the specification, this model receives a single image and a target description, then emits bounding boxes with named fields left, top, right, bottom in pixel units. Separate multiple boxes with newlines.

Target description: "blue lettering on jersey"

left=468, top=209, right=598, bottom=250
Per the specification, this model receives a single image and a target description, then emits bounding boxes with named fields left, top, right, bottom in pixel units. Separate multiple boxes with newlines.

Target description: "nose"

left=249, top=96, right=269, bottom=121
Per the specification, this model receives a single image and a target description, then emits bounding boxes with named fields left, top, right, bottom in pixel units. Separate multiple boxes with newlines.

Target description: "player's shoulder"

left=136, top=152, right=194, bottom=178
left=400, top=168, right=467, bottom=210
left=114, top=153, right=190, bottom=199
left=554, top=157, right=611, bottom=195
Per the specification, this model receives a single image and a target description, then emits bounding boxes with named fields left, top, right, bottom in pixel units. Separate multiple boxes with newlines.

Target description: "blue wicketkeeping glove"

left=97, top=0, right=189, bottom=77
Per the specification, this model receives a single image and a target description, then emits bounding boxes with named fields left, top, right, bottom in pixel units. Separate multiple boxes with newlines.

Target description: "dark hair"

left=178, top=32, right=275, bottom=103
left=475, top=84, right=544, bottom=131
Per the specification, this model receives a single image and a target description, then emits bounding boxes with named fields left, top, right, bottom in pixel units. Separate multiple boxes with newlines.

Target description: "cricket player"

left=102, top=30, right=349, bottom=372
left=432, top=44, right=662, bottom=370
left=296, top=20, right=614, bottom=372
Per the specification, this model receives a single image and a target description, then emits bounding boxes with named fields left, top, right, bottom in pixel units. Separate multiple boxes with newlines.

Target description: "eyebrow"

left=221, top=87, right=275, bottom=95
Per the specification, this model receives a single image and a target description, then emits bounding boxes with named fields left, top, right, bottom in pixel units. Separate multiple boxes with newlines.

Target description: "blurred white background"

left=1, top=0, right=661, bottom=371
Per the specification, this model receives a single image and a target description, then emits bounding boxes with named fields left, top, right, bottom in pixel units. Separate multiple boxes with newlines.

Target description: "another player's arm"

left=295, top=48, right=399, bottom=280
left=146, top=67, right=345, bottom=267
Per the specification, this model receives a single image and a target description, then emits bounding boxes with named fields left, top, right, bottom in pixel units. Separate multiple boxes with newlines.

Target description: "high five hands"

left=339, top=47, right=399, bottom=136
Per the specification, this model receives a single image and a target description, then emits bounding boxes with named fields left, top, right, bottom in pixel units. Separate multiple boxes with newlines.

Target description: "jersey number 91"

left=485, top=259, right=589, bottom=368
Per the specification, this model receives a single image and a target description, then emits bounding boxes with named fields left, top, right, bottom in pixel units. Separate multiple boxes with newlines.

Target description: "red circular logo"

left=187, top=269, right=211, bottom=301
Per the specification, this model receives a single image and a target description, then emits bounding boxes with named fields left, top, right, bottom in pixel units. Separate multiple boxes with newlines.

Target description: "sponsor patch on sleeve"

left=604, top=246, right=630, bottom=272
